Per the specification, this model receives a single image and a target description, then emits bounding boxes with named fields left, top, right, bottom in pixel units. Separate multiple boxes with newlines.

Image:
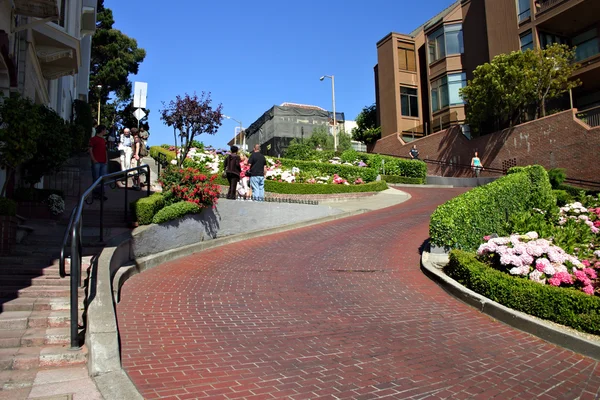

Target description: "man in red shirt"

left=89, top=125, right=108, bottom=200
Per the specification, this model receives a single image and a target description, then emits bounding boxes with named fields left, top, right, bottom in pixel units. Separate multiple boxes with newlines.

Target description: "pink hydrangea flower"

left=554, top=271, right=574, bottom=285
left=583, top=285, right=595, bottom=295
left=483, top=235, right=491, bottom=241
left=548, top=276, right=562, bottom=286
left=535, top=258, right=551, bottom=272
left=582, top=260, right=591, bottom=267
left=529, top=270, right=546, bottom=284
left=584, top=268, right=597, bottom=279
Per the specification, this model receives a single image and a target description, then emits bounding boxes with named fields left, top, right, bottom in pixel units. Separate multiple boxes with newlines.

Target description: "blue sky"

left=108, top=0, right=457, bottom=148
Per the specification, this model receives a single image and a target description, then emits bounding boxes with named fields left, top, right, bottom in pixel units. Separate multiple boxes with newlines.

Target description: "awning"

left=13, top=0, right=59, bottom=19
left=31, top=23, right=80, bottom=80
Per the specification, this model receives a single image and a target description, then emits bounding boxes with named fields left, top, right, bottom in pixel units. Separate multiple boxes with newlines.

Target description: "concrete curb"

left=388, top=183, right=454, bottom=189
left=87, top=208, right=371, bottom=400
left=420, top=249, right=600, bottom=361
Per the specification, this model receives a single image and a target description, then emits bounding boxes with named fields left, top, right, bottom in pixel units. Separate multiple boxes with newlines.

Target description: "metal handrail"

left=59, top=164, right=151, bottom=349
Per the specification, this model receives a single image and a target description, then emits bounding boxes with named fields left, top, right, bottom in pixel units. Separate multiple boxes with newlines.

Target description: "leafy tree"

left=460, top=44, right=580, bottom=134
left=352, top=104, right=381, bottom=144
left=337, top=129, right=352, bottom=152
left=90, top=0, right=146, bottom=129
left=0, top=94, right=43, bottom=196
left=284, top=139, right=316, bottom=160
left=309, top=126, right=334, bottom=150
left=160, top=92, right=223, bottom=167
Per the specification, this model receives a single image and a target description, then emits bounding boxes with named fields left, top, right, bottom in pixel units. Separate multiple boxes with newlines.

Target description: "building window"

left=539, top=31, right=568, bottom=48
left=428, top=24, right=463, bottom=64
left=431, top=73, right=467, bottom=112
left=573, top=28, right=600, bottom=61
left=520, top=31, right=534, bottom=51
left=397, top=45, right=416, bottom=72
left=400, top=87, right=418, bottom=117
left=517, top=0, right=531, bottom=23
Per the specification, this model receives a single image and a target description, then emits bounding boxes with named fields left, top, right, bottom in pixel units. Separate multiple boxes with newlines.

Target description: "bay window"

left=428, top=24, right=463, bottom=64
left=431, top=73, right=467, bottom=112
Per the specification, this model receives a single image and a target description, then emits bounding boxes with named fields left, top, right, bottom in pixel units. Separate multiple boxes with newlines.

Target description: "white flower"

left=525, top=231, right=539, bottom=239
left=171, top=160, right=177, bottom=165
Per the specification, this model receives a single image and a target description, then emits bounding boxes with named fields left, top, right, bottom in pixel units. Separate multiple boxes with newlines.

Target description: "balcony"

left=31, top=23, right=80, bottom=80
left=13, top=0, right=58, bottom=19
left=536, top=0, right=568, bottom=15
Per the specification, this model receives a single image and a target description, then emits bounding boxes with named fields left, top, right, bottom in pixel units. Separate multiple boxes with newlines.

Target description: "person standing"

left=89, top=124, right=108, bottom=200
left=224, top=146, right=241, bottom=200
left=471, top=151, right=483, bottom=177
left=248, top=144, right=266, bottom=201
left=409, top=144, right=420, bottom=160
left=118, top=128, right=133, bottom=173
left=130, top=129, right=142, bottom=190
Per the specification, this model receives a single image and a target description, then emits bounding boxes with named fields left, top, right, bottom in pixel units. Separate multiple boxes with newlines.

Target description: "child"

left=237, top=154, right=251, bottom=200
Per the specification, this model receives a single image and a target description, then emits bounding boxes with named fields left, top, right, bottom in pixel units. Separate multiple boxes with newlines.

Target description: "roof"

left=279, top=102, right=326, bottom=111
left=409, top=0, right=462, bottom=36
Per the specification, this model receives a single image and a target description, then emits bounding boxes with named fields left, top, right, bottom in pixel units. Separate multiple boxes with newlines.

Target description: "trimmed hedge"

left=277, top=158, right=378, bottom=182
left=430, top=165, right=555, bottom=251
left=149, top=146, right=176, bottom=164
left=152, top=201, right=200, bottom=224
left=382, top=175, right=425, bottom=185
left=264, top=180, right=388, bottom=195
left=0, top=198, right=17, bottom=216
left=553, top=189, right=571, bottom=206
left=130, top=193, right=166, bottom=225
left=445, top=250, right=600, bottom=335
left=363, top=153, right=427, bottom=180
left=13, top=188, right=64, bottom=202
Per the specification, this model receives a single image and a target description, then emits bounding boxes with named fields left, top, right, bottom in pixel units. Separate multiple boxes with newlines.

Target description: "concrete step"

left=0, top=264, right=61, bottom=277
left=0, top=255, right=55, bottom=266
left=0, top=328, right=70, bottom=348
left=1, top=297, right=84, bottom=313
left=0, top=275, right=70, bottom=287
left=0, top=311, right=71, bottom=331
left=0, top=345, right=87, bottom=370
left=0, top=368, right=38, bottom=391
left=0, top=287, right=71, bottom=299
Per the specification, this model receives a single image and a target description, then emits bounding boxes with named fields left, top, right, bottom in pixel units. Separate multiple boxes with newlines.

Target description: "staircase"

left=0, top=219, right=91, bottom=398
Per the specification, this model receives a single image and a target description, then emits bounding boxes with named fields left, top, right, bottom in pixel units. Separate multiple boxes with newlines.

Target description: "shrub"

left=362, top=154, right=427, bottom=179
left=13, top=188, right=64, bottom=202
left=46, top=194, right=65, bottom=216
left=430, top=166, right=555, bottom=251
left=159, top=166, right=220, bottom=208
left=382, top=175, right=425, bottom=185
left=263, top=180, right=388, bottom=195
left=445, top=250, right=600, bottom=334
left=547, top=168, right=566, bottom=189
left=276, top=158, right=378, bottom=182
left=152, top=201, right=201, bottom=224
left=0, top=198, right=17, bottom=216
left=340, top=149, right=359, bottom=163
left=553, top=189, right=572, bottom=206
left=149, top=146, right=177, bottom=164
left=130, top=193, right=166, bottom=225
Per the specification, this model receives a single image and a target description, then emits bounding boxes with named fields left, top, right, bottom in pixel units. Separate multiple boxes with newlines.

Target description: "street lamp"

left=96, top=85, right=102, bottom=126
left=320, top=75, right=337, bottom=151
left=223, top=115, right=244, bottom=150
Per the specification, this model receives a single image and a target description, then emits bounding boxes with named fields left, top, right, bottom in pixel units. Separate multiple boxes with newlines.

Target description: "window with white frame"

left=431, top=73, right=467, bottom=113
left=428, top=24, right=464, bottom=64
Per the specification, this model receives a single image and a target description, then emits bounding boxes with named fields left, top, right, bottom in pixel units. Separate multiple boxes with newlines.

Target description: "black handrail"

left=59, top=165, right=151, bottom=349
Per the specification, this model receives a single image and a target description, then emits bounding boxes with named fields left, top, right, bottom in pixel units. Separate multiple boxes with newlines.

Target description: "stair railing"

left=59, top=165, right=151, bottom=349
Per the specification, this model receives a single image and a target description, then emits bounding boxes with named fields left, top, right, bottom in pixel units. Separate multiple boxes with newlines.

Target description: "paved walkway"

left=116, top=187, right=600, bottom=400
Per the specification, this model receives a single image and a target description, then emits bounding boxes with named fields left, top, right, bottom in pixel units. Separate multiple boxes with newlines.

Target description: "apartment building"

left=374, top=0, right=600, bottom=141
left=0, top=0, right=96, bottom=188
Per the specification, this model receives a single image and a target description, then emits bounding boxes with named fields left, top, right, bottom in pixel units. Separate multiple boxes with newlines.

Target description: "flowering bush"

left=45, top=194, right=65, bottom=216
left=559, top=202, right=600, bottom=234
left=477, top=232, right=598, bottom=295
left=158, top=166, right=220, bottom=209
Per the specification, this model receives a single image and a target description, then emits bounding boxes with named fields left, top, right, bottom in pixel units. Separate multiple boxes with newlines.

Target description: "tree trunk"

left=0, top=168, right=15, bottom=198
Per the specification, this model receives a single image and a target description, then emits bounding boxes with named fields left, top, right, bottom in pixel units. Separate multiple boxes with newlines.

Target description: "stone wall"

left=371, top=110, right=600, bottom=182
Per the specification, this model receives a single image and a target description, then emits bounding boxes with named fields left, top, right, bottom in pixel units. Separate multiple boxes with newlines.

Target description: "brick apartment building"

left=374, top=0, right=600, bottom=143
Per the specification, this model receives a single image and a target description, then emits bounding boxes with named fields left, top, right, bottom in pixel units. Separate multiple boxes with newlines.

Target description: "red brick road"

left=117, top=188, right=600, bottom=399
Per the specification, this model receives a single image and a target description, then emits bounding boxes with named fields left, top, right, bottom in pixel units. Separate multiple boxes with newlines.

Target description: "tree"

left=460, top=44, right=580, bottom=134
left=89, top=0, right=146, bottom=129
left=337, top=129, right=352, bottom=152
left=160, top=92, right=223, bottom=167
left=0, top=94, right=43, bottom=196
left=352, top=104, right=381, bottom=144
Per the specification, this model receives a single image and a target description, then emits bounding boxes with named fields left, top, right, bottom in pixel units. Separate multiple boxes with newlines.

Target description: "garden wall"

left=371, top=110, right=600, bottom=182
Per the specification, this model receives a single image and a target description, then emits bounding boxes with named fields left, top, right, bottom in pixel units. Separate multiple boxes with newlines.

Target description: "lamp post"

left=223, top=115, right=244, bottom=150
left=320, top=75, right=337, bottom=151
left=96, top=85, right=102, bottom=126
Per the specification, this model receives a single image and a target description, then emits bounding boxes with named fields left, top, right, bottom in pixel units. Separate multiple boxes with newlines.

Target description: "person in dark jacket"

left=224, top=146, right=241, bottom=199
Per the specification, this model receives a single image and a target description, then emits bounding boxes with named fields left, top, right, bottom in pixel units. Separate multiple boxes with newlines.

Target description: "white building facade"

left=0, top=0, right=96, bottom=189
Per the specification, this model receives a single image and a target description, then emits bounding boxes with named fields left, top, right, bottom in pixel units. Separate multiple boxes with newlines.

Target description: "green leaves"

left=352, top=104, right=381, bottom=144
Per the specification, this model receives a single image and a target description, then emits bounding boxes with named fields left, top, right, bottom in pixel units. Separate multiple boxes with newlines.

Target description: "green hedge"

left=152, top=201, right=200, bottom=224
left=430, top=165, right=555, bottom=251
left=277, top=158, right=378, bottom=182
left=382, top=175, right=425, bottom=185
left=446, top=250, right=600, bottom=335
left=553, top=189, right=572, bottom=206
left=130, top=193, right=166, bottom=225
left=363, top=154, right=427, bottom=179
left=149, top=146, right=176, bottom=164
left=264, top=180, right=388, bottom=194
left=13, top=188, right=64, bottom=202
left=0, top=198, right=17, bottom=216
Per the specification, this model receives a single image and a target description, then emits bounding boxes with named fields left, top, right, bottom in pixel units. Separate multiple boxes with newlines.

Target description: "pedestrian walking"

left=248, top=144, right=267, bottom=201
left=409, top=144, right=420, bottom=160
left=471, top=151, right=483, bottom=177
left=118, top=127, right=133, bottom=172
left=89, top=124, right=108, bottom=200
left=130, top=128, right=142, bottom=190
left=224, top=146, right=241, bottom=200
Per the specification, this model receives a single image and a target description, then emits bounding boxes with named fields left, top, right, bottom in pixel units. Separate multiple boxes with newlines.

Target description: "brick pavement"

left=116, top=187, right=600, bottom=399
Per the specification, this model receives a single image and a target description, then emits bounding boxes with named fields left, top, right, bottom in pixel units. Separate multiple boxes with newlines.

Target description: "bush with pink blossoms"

left=477, top=232, right=599, bottom=296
